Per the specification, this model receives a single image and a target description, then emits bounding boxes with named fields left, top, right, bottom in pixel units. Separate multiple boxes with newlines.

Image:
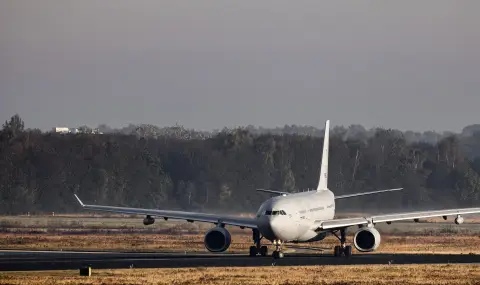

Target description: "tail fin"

left=317, top=120, right=330, bottom=191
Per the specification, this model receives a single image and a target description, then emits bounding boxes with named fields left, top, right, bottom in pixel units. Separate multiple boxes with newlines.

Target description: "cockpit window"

left=265, top=210, right=287, bottom=215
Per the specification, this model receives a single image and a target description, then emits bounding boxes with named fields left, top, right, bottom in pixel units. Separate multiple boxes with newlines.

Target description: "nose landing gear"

left=272, top=240, right=284, bottom=259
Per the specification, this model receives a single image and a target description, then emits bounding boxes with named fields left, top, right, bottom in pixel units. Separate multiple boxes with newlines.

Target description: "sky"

left=1, top=1, right=479, bottom=132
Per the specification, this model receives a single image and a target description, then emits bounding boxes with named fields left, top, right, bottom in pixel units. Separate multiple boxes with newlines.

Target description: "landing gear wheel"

left=332, top=228, right=353, bottom=258
left=260, top=246, right=268, bottom=256
left=272, top=250, right=284, bottom=259
left=249, top=229, right=264, bottom=257
left=343, top=245, right=352, bottom=258
left=333, top=245, right=342, bottom=257
left=272, top=240, right=284, bottom=259
left=249, top=246, right=258, bottom=257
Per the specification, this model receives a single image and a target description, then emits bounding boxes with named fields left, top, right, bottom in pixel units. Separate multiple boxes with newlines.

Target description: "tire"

left=249, top=246, right=258, bottom=257
left=333, top=246, right=342, bottom=257
left=344, top=246, right=352, bottom=258
left=260, top=246, right=268, bottom=256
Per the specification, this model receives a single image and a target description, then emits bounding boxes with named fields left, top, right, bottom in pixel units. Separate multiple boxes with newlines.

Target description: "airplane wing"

left=311, top=207, right=480, bottom=231
left=74, top=195, right=257, bottom=229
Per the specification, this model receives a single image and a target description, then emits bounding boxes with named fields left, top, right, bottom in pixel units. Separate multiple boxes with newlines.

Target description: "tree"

left=1, top=117, right=480, bottom=214
left=1, top=114, right=25, bottom=140
left=3, top=114, right=24, bottom=132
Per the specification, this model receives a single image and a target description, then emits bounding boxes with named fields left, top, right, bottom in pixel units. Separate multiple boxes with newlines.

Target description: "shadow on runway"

left=0, top=250, right=478, bottom=271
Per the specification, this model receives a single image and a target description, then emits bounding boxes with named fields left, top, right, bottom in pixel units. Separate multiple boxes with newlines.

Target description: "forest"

left=1, top=114, right=480, bottom=215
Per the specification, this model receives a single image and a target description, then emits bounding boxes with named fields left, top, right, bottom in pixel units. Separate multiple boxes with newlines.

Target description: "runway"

left=1, top=250, right=479, bottom=271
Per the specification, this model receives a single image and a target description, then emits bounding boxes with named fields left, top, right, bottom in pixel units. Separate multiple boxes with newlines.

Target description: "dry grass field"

left=1, top=233, right=480, bottom=255
left=1, top=265, right=479, bottom=285
left=1, top=215, right=480, bottom=285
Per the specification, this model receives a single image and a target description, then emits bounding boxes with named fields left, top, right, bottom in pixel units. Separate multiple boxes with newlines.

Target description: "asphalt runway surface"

left=1, top=250, right=479, bottom=271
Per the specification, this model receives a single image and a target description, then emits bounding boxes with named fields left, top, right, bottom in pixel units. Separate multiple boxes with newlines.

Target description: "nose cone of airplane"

left=268, top=217, right=284, bottom=237
left=267, top=216, right=298, bottom=241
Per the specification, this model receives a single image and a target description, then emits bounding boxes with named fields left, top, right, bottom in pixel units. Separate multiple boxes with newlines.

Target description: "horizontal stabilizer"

left=334, top=188, right=403, bottom=200
left=256, top=189, right=289, bottom=196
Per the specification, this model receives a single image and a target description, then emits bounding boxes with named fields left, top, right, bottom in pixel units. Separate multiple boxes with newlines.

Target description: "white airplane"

left=74, top=120, right=480, bottom=259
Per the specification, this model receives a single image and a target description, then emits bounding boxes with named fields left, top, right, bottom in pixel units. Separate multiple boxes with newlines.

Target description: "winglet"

left=74, top=194, right=85, bottom=207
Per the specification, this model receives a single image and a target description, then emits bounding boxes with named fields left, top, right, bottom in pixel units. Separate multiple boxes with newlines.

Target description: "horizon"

left=5, top=112, right=477, bottom=135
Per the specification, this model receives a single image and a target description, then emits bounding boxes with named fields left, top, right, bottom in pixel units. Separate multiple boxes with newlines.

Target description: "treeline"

left=1, top=114, right=480, bottom=215
left=96, top=122, right=480, bottom=145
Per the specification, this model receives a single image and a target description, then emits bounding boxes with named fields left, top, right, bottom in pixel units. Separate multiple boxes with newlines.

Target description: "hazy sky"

left=1, top=1, right=479, bottom=132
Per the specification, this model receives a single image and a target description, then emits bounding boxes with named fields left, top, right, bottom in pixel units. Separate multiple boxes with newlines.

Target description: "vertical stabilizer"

left=317, top=120, right=330, bottom=191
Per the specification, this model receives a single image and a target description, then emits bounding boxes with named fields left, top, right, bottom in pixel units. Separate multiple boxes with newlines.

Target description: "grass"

left=1, top=232, right=479, bottom=255
left=1, top=265, right=479, bottom=285
left=1, top=215, right=479, bottom=284
left=1, top=215, right=479, bottom=235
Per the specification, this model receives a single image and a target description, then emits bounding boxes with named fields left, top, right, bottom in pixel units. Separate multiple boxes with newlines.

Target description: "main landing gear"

left=332, top=228, right=352, bottom=258
left=249, top=229, right=268, bottom=257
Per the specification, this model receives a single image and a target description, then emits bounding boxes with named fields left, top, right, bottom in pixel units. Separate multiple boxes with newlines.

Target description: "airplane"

left=74, top=120, right=480, bottom=259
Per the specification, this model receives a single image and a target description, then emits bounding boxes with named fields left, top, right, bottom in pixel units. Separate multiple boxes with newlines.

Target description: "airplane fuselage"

left=255, top=189, right=335, bottom=242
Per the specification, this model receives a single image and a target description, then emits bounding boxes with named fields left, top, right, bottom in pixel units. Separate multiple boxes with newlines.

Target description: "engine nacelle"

left=204, top=227, right=232, bottom=252
left=353, top=227, right=381, bottom=252
left=143, top=216, right=155, bottom=225
left=455, top=215, right=464, bottom=225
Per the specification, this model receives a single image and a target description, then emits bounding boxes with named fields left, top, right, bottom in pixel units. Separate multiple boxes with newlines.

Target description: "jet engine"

left=143, top=216, right=155, bottom=225
left=353, top=227, right=381, bottom=252
left=455, top=215, right=464, bottom=225
left=204, top=227, right=232, bottom=252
